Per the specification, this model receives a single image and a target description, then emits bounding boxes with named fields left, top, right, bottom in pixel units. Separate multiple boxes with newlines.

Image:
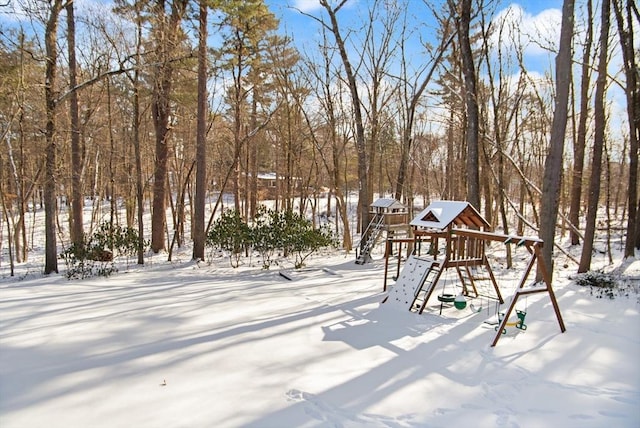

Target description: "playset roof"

left=410, top=200, right=491, bottom=231
left=370, top=198, right=407, bottom=210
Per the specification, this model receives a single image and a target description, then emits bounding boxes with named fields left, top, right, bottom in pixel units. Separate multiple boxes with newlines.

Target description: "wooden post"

left=534, top=242, right=566, bottom=333
left=483, top=254, right=504, bottom=304
left=383, top=239, right=391, bottom=291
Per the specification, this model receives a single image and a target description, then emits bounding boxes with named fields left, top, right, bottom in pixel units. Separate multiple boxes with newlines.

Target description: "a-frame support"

left=491, top=239, right=566, bottom=347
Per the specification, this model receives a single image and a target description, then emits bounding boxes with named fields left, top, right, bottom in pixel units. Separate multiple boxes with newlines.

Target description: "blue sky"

left=263, top=0, right=564, bottom=75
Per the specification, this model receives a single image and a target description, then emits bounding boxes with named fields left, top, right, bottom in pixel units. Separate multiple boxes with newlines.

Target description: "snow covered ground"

left=1, top=239, right=639, bottom=427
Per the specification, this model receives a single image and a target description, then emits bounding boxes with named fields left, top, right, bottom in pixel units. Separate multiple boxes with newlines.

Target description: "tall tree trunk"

left=132, top=5, right=145, bottom=265
left=579, top=0, right=611, bottom=272
left=445, top=105, right=455, bottom=199
left=454, top=0, right=481, bottom=211
left=612, top=0, right=639, bottom=255
left=232, top=52, right=243, bottom=214
left=107, top=79, right=117, bottom=231
left=538, top=0, right=574, bottom=281
left=249, top=95, right=258, bottom=219
left=150, top=0, right=187, bottom=253
left=569, top=0, right=593, bottom=246
left=193, top=0, right=207, bottom=261
left=43, top=0, right=64, bottom=274
left=67, top=1, right=83, bottom=246
left=16, top=37, right=28, bottom=263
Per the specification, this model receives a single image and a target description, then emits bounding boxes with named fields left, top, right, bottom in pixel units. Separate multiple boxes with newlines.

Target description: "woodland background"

left=0, top=0, right=638, bottom=277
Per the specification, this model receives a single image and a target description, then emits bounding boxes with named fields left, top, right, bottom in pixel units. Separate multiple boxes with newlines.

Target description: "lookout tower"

left=356, top=198, right=410, bottom=264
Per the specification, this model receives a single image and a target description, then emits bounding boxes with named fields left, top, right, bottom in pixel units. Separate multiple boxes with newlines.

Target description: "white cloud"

left=291, top=0, right=323, bottom=13
left=492, top=4, right=562, bottom=57
left=290, top=0, right=358, bottom=13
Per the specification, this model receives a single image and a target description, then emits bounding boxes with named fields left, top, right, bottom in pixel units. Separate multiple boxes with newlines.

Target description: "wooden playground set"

left=361, top=199, right=566, bottom=347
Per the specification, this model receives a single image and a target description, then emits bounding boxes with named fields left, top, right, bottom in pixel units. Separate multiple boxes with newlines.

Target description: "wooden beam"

left=534, top=243, right=566, bottom=333
left=450, top=228, right=542, bottom=246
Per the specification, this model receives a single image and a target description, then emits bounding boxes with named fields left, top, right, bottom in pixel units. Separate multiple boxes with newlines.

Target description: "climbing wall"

left=385, top=255, right=436, bottom=310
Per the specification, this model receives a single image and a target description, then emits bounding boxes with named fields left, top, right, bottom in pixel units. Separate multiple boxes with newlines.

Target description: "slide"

left=385, top=255, right=437, bottom=310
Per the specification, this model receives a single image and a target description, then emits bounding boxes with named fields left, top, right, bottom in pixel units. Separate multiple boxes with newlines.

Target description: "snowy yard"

left=1, top=246, right=639, bottom=427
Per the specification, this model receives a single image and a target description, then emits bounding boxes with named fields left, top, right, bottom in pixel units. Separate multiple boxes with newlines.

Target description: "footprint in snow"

left=285, top=389, right=416, bottom=427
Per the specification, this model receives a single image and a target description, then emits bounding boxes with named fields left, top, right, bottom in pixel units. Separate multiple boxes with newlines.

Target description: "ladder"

left=410, top=263, right=443, bottom=313
left=456, top=265, right=479, bottom=297
left=355, top=214, right=386, bottom=264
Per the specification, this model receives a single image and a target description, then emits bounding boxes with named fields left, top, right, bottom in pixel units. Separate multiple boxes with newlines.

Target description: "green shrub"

left=92, top=222, right=148, bottom=261
left=62, top=236, right=116, bottom=279
left=279, top=210, right=338, bottom=268
left=206, top=209, right=250, bottom=267
left=205, top=207, right=337, bottom=269
left=62, top=222, right=149, bottom=279
left=252, top=205, right=285, bottom=269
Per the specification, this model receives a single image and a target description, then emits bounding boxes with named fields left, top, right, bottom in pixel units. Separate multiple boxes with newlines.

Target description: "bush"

left=92, top=222, right=148, bottom=260
left=279, top=210, right=338, bottom=269
left=205, top=207, right=338, bottom=269
left=206, top=209, right=251, bottom=267
left=62, top=237, right=116, bottom=279
left=252, top=205, right=285, bottom=269
left=575, top=270, right=617, bottom=299
left=62, top=222, right=149, bottom=279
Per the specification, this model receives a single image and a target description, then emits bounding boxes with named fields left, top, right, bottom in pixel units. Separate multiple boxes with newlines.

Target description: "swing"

left=437, top=270, right=468, bottom=313
left=495, top=310, right=528, bottom=334
left=437, top=270, right=457, bottom=314
left=495, top=297, right=528, bottom=334
left=468, top=300, right=483, bottom=313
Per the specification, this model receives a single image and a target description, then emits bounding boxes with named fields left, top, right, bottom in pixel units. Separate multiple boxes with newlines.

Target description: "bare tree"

left=192, top=0, right=207, bottom=261
left=579, top=0, right=611, bottom=273
left=66, top=0, right=84, bottom=246
left=360, top=0, right=400, bottom=200
left=449, top=0, right=481, bottom=210
left=0, top=31, right=42, bottom=264
left=298, top=28, right=353, bottom=251
left=394, top=4, right=454, bottom=204
left=612, top=0, right=639, bottom=256
left=132, top=3, right=146, bottom=265
left=568, top=0, right=594, bottom=246
left=317, top=0, right=370, bottom=245
left=538, top=0, right=575, bottom=280
left=479, top=6, right=526, bottom=268
left=43, top=0, right=66, bottom=274
left=150, top=0, right=189, bottom=253
left=113, top=0, right=148, bottom=265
